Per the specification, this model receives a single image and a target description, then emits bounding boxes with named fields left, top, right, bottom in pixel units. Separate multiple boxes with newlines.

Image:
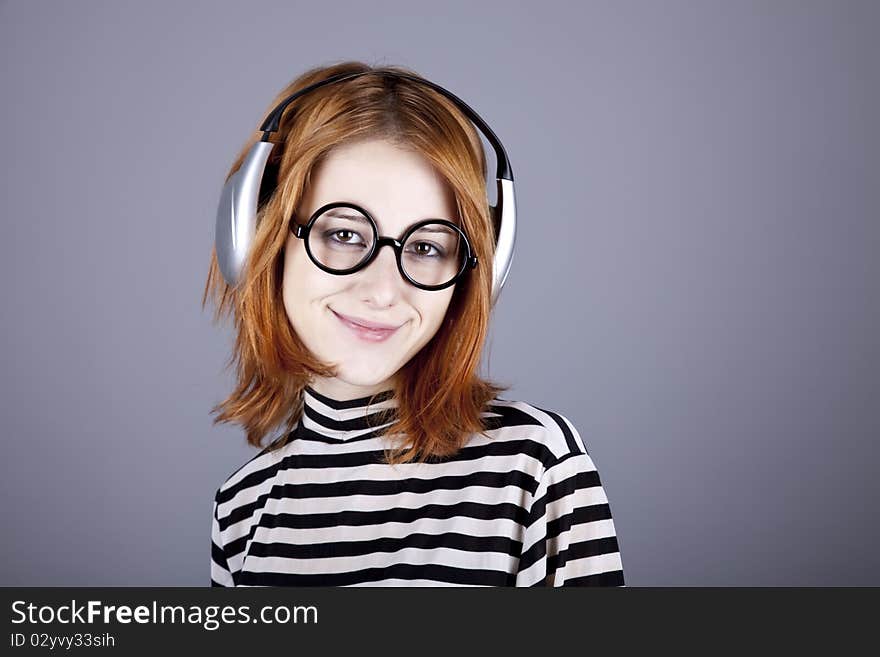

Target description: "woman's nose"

left=358, top=241, right=404, bottom=288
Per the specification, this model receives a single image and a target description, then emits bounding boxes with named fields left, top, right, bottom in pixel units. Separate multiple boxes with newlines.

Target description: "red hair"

left=202, top=60, right=511, bottom=465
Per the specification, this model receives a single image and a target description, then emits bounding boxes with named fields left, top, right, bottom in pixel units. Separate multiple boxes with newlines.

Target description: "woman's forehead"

left=306, top=139, right=458, bottom=230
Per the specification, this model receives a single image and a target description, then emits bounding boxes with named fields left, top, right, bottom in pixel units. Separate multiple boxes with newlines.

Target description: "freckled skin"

left=282, top=138, right=458, bottom=402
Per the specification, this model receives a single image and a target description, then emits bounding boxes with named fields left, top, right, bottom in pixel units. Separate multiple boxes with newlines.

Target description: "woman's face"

left=282, top=138, right=458, bottom=401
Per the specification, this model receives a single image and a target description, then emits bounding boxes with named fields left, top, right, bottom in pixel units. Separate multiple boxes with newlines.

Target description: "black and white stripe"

left=211, top=385, right=625, bottom=586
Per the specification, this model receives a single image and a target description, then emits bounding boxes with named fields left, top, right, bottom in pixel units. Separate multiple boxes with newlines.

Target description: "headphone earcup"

left=215, top=170, right=241, bottom=286
left=215, top=141, right=277, bottom=287
left=258, top=159, right=280, bottom=210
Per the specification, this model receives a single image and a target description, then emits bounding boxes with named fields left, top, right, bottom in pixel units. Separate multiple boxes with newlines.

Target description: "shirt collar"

left=300, top=384, right=399, bottom=442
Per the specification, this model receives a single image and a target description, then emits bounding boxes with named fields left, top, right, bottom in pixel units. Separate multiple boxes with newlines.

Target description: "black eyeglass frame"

left=289, top=201, right=479, bottom=291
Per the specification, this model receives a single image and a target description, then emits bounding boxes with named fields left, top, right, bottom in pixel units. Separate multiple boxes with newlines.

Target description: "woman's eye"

left=408, top=241, right=443, bottom=258
left=327, top=229, right=365, bottom=245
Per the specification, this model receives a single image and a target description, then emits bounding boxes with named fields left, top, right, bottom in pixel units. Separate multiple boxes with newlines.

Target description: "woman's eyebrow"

left=325, top=209, right=370, bottom=223
left=411, top=224, right=456, bottom=235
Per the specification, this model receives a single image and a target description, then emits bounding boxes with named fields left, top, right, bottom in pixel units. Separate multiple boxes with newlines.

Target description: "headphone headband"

left=215, top=68, right=516, bottom=307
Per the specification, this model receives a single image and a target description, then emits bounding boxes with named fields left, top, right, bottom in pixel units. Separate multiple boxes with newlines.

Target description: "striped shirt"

left=211, top=385, right=625, bottom=586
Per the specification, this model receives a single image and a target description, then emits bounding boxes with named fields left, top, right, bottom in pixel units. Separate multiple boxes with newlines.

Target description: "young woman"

left=203, top=61, right=625, bottom=586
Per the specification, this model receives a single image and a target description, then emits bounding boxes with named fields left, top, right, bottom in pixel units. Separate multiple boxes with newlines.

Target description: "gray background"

left=1, top=0, right=877, bottom=586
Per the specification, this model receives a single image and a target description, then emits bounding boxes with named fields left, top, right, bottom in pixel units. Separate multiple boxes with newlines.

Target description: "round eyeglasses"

left=289, top=201, right=478, bottom=291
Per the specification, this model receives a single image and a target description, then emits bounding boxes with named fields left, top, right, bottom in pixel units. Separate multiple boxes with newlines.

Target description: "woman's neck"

left=306, top=377, right=396, bottom=403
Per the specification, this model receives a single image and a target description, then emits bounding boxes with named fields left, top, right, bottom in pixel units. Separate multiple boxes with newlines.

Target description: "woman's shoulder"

left=484, top=395, right=593, bottom=466
left=213, top=435, right=288, bottom=506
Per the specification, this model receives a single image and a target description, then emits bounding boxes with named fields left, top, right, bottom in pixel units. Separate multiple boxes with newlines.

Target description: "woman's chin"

left=331, top=363, right=396, bottom=389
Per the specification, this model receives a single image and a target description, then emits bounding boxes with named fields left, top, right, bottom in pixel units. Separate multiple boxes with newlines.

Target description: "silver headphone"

left=215, top=70, right=516, bottom=307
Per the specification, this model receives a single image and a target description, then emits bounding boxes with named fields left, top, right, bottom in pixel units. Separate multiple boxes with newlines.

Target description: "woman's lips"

left=332, top=309, right=402, bottom=343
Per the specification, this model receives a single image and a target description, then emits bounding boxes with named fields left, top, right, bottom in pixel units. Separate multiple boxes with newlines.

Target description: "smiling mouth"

left=331, top=309, right=403, bottom=342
